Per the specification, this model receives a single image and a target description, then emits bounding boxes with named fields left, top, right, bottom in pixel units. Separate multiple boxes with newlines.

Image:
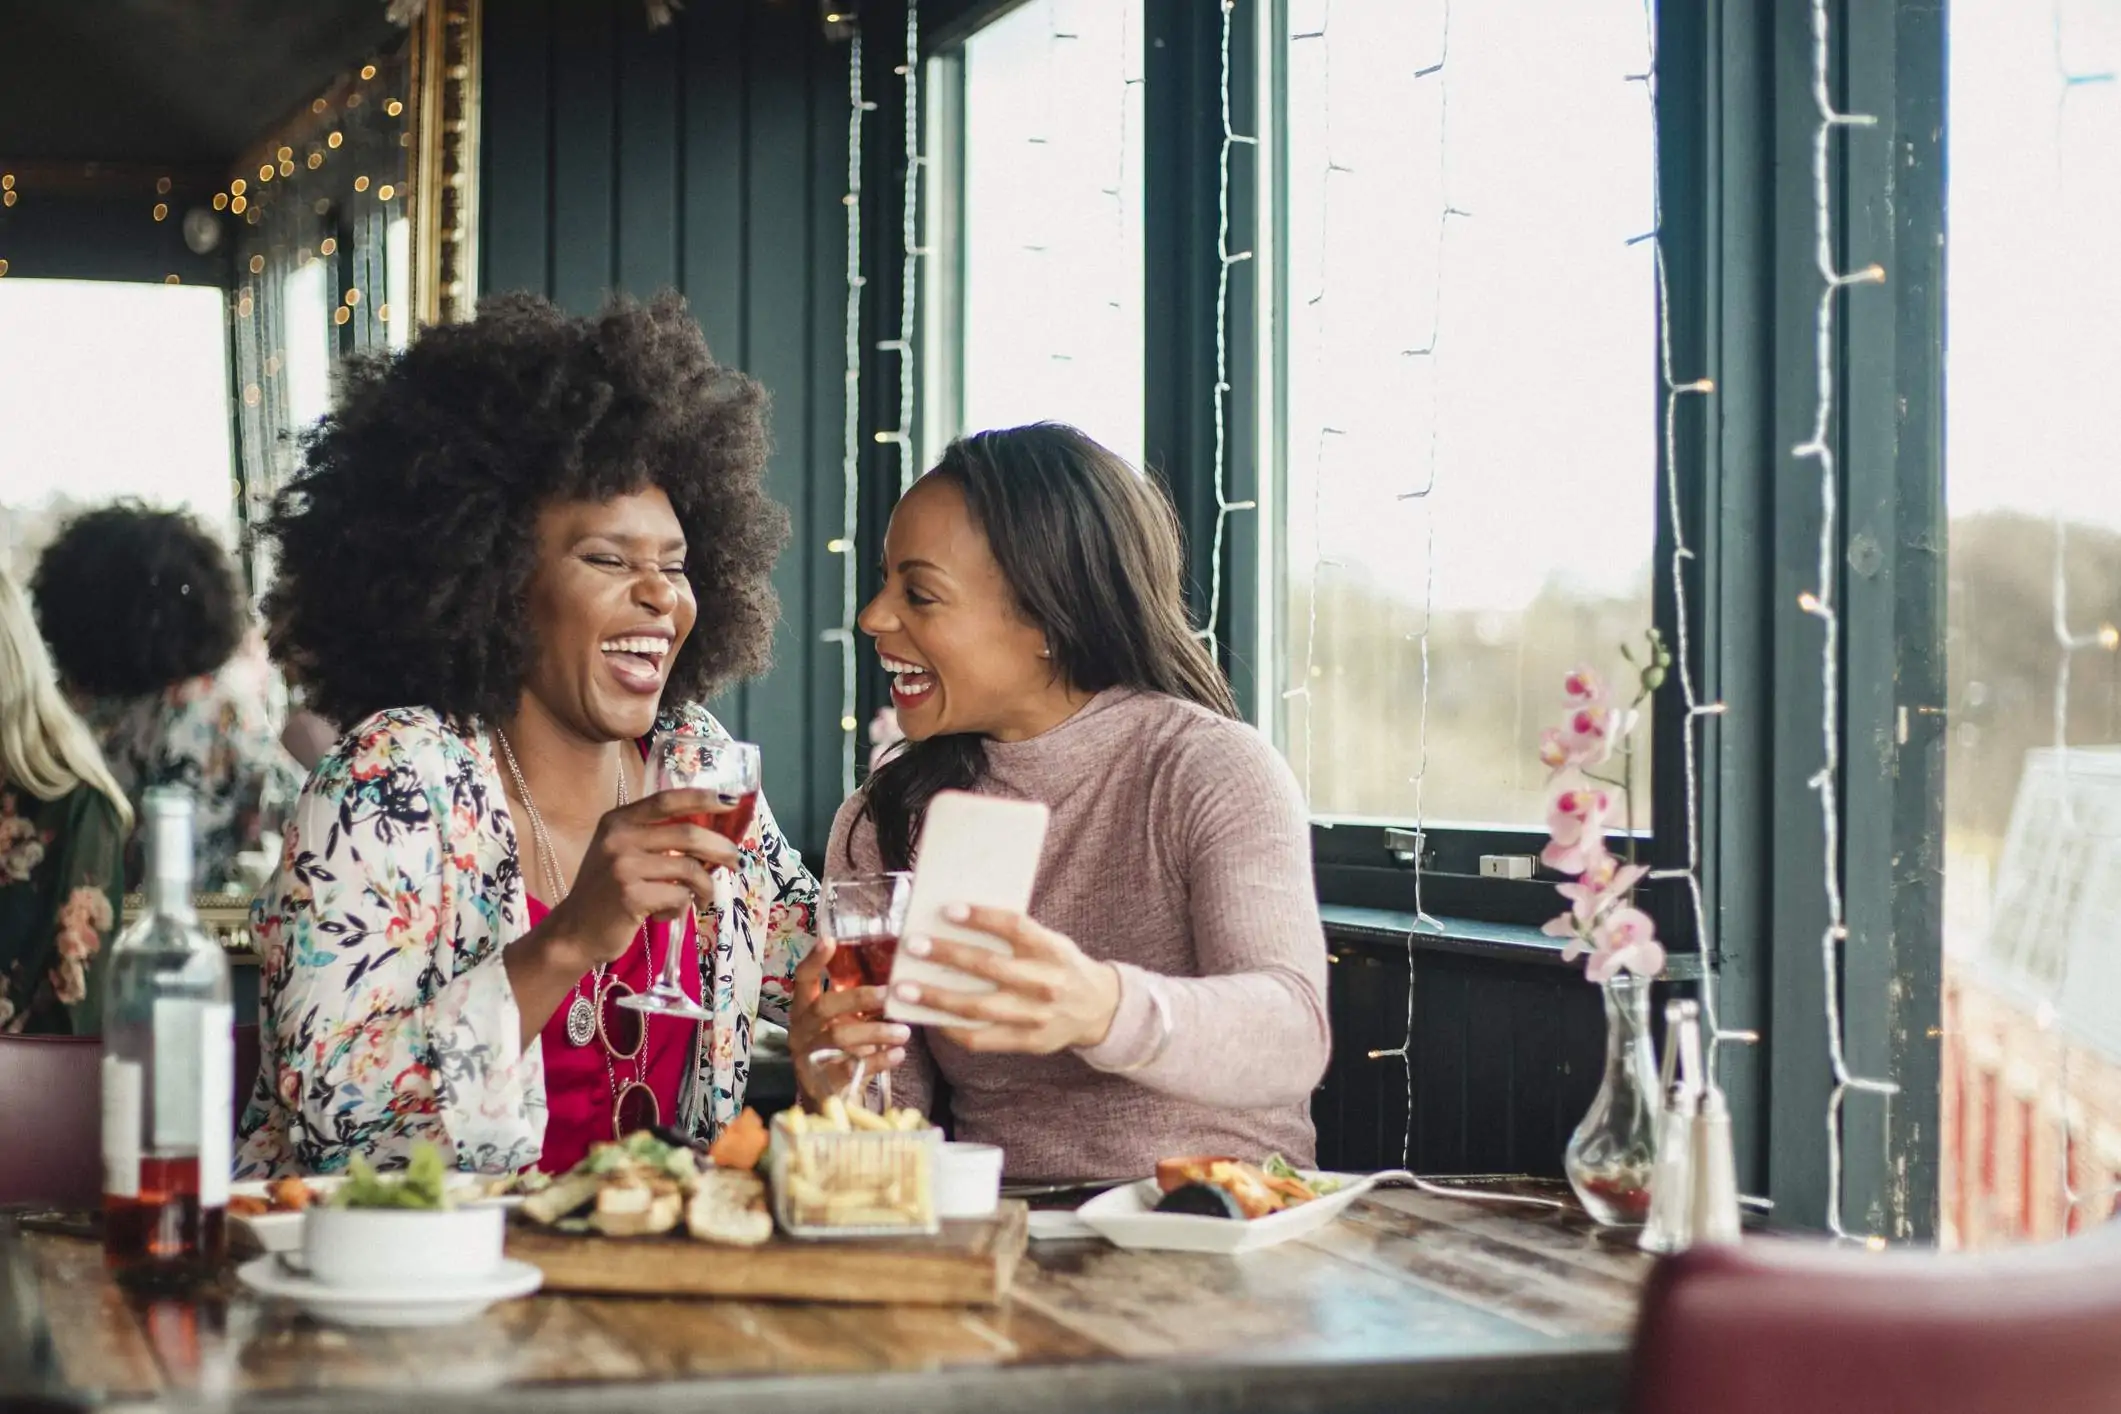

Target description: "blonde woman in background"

left=0, top=569, right=132, bottom=1035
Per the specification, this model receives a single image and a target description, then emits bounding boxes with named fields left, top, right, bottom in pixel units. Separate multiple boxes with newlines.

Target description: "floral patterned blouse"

left=234, top=702, right=817, bottom=1177
left=0, top=780, right=126, bottom=1036
left=85, top=636, right=304, bottom=896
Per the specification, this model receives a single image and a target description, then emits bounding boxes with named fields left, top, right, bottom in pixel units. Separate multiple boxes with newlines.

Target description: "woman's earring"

left=1038, top=644, right=1052, bottom=659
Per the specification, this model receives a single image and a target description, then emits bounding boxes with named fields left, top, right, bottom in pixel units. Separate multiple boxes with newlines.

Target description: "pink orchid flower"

left=1584, top=905, right=1666, bottom=983
left=1540, top=786, right=1612, bottom=875
left=1563, top=667, right=1605, bottom=705
left=1542, top=854, right=1650, bottom=944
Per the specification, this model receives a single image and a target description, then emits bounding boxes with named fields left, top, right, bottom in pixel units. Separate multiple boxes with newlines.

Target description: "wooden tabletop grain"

left=0, top=1181, right=1649, bottom=1414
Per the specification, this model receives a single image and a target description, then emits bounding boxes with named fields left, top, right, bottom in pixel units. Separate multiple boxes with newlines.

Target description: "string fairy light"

left=1356, top=1, right=1461, bottom=1172
left=1018, top=1, right=1081, bottom=371
left=1281, top=4, right=1345, bottom=806
left=2037, top=0, right=2119, bottom=1229
left=1100, top=3, right=1144, bottom=323
left=1791, top=0, right=1898, bottom=1243
left=1200, top=0, right=1259, bottom=651
left=1627, top=2, right=1752, bottom=1085
left=870, top=0, right=924, bottom=494
left=827, top=27, right=876, bottom=798
left=1281, top=0, right=1461, bottom=1171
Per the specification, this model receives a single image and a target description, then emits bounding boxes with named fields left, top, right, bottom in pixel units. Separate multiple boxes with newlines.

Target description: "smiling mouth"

left=880, top=652, right=936, bottom=705
left=601, top=635, right=671, bottom=692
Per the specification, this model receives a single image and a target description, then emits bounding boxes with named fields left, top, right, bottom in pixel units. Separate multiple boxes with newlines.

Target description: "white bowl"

left=229, top=1174, right=505, bottom=1255
left=1075, top=1170, right=1378, bottom=1254
left=934, top=1142, right=1003, bottom=1219
left=302, top=1203, right=506, bottom=1288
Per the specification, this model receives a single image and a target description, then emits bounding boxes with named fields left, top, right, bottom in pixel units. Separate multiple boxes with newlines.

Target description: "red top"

left=526, top=895, right=703, bottom=1174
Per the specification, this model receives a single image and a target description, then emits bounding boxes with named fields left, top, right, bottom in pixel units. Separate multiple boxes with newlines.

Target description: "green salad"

left=1264, top=1153, right=1342, bottom=1197
left=332, top=1142, right=454, bottom=1210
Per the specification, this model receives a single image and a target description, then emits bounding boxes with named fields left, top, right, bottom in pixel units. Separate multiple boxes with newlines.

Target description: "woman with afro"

left=31, top=504, right=302, bottom=896
left=235, top=293, right=861, bottom=1178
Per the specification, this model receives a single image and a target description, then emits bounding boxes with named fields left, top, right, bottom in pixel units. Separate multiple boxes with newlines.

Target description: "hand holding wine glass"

left=789, top=875, right=914, bottom=1105
left=618, top=734, right=762, bottom=1021
left=537, top=792, right=741, bottom=967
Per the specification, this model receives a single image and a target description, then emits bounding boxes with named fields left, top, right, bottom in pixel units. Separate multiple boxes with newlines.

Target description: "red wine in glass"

left=824, top=932, right=901, bottom=992
left=677, top=791, right=758, bottom=845
left=624, top=734, right=762, bottom=1022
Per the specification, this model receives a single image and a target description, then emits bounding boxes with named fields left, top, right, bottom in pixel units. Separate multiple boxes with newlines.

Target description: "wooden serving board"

left=505, top=1201, right=1029, bottom=1307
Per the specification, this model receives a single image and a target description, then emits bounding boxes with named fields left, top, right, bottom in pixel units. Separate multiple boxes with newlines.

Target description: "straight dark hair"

left=853, top=423, right=1239, bottom=871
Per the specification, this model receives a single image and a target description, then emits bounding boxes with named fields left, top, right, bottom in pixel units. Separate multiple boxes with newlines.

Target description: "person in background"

left=796, top=422, right=1330, bottom=1181
left=236, top=292, right=817, bottom=1178
left=0, top=569, right=131, bottom=1035
left=30, top=504, right=302, bottom=896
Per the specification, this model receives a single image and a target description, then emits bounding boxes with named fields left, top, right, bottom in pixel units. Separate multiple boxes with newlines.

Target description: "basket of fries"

left=768, top=1099, right=942, bottom=1238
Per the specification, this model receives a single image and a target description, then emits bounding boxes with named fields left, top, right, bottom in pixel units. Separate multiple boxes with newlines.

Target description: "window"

left=1941, top=0, right=2121, bottom=1250
left=1267, top=0, right=1659, bottom=833
left=282, top=255, right=335, bottom=435
left=0, top=279, right=237, bottom=581
left=926, top=0, right=1146, bottom=467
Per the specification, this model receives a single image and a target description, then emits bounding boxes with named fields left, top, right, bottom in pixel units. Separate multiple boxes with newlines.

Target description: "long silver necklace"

left=495, top=729, right=627, bottom=1048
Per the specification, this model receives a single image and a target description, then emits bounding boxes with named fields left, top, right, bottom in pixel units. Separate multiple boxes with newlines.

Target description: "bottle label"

left=102, top=1057, right=142, bottom=1198
left=151, top=1000, right=234, bottom=1205
left=198, top=1002, right=232, bottom=1206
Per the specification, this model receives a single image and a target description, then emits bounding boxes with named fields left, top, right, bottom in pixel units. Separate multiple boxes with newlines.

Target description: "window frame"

left=1239, top=0, right=1699, bottom=948
left=897, top=0, right=1948, bottom=1237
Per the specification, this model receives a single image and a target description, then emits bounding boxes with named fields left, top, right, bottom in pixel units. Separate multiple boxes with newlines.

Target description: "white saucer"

left=237, top=1255, right=543, bottom=1328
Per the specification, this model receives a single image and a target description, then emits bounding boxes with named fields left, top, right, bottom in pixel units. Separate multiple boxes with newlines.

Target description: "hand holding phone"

left=884, top=791, right=1050, bottom=1028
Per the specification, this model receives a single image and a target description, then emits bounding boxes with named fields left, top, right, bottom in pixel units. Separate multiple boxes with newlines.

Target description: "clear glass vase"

left=1565, top=972, right=1660, bottom=1226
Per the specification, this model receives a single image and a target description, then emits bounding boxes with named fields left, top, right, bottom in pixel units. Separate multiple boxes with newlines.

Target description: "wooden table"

left=0, top=1181, right=1649, bottom=1414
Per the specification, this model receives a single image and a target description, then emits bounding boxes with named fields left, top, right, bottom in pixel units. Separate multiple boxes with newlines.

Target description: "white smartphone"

left=884, top=790, right=1051, bottom=1028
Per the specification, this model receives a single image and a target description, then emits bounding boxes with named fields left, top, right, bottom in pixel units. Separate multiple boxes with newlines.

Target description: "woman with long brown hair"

left=794, top=423, right=1329, bottom=1181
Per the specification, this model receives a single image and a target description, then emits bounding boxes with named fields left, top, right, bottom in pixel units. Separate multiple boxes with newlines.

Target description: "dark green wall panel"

left=479, top=0, right=853, bottom=859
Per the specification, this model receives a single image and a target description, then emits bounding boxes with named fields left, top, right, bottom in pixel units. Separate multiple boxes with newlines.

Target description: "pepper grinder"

left=1689, top=1072, right=1743, bottom=1246
left=1639, top=999, right=1699, bottom=1254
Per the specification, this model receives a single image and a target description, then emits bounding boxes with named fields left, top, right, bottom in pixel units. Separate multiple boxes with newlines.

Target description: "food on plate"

left=228, top=1176, right=319, bottom=1217
left=775, top=1097, right=928, bottom=1136
left=686, top=1168, right=773, bottom=1245
left=706, top=1107, right=768, bottom=1171
left=772, top=1102, right=937, bottom=1232
left=477, top=1169, right=553, bottom=1200
left=516, top=1115, right=773, bottom=1245
left=591, top=1172, right=686, bottom=1237
left=1152, top=1154, right=1342, bottom=1221
left=1153, top=1183, right=1249, bottom=1219
left=334, top=1143, right=453, bottom=1210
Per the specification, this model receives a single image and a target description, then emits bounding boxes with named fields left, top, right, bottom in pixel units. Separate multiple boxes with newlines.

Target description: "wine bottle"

left=101, top=786, right=232, bottom=1287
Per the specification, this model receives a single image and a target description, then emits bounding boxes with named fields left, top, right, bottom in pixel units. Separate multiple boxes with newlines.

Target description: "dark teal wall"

left=480, top=0, right=858, bottom=858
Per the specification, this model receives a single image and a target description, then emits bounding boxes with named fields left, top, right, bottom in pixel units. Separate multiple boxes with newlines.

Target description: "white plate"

left=1074, top=1171, right=1378, bottom=1254
left=237, top=1255, right=543, bottom=1328
left=229, top=1175, right=521, bottom=1254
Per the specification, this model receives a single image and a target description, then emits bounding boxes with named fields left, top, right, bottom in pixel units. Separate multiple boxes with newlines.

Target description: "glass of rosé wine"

left=820, top=872, right=913, bottom=1109
left=620, top=734, right=762, bottom=1022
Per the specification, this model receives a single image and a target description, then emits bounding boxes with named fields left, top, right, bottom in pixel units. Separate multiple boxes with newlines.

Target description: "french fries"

left=770, top=1104, right=938, bottom=1234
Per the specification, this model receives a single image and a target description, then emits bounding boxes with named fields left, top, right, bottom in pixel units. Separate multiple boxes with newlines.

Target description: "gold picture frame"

left=408, top=0, right=483, bottom=325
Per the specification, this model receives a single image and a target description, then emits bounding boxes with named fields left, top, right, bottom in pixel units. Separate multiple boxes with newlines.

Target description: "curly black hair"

left=262, top=291, right=788, bottom=728
left=31, top=504, right=245, bottom=700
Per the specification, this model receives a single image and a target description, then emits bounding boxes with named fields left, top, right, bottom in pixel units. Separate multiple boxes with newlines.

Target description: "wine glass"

left=619, top=734, right=762, bottom=1021
left=821, top=872, right=912, bottom=1111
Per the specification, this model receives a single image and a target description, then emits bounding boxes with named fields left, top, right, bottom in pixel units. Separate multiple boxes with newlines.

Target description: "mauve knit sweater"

left=826, top=688, right=1330, bottom=1181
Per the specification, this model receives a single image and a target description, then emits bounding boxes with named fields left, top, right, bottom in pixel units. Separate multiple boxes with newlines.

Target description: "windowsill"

left=1320, top=904, right=1705, bottom=981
